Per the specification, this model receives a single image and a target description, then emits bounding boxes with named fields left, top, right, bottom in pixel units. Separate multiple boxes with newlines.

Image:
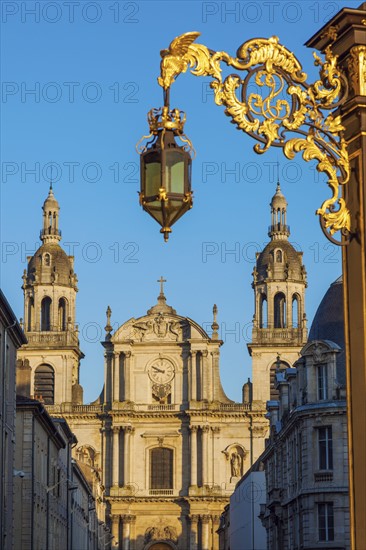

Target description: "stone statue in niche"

left=230, top=451, right=242, bottom=477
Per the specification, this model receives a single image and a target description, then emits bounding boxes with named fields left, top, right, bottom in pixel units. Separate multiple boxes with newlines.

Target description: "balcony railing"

left=40, top=228, right=62, bottom=238
left=25, top=330, right=79, bottom=347
left=268, top=224, right=290, bottom=234
left=252, top=327, right=306, bottom=345
left=46, top=404, right=105, bottom=414
left=149, top=489, right=174, bottom=496
left=314, top=471, right=333, bottom=482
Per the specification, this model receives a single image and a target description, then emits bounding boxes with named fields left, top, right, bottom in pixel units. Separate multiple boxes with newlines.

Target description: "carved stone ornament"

left=312, top=342, right=326, bottom=364
left=144, top=525, right=177, bottom=543
left=349, top=46, right=366, bottom=96
left=129, top=314, right=182, bottom=342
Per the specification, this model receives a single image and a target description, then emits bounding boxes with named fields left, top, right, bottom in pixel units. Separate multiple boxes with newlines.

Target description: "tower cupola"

left=269, top=182, right=290, bottom=240
left=40, top=184, right=61, bottom=243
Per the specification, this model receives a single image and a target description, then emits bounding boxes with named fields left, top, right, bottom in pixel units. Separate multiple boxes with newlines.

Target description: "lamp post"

left=137, top=4, right=366, bottom=548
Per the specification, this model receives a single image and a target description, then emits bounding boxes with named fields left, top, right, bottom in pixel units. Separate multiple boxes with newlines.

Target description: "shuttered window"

left=34, top=364, right=55, bottom=404
left=150, top=448, right=173, bottom=489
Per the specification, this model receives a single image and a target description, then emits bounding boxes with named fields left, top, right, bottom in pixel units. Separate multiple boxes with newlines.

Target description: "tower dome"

left=25, top=186, right=76, bottom=288
left=269, top=182, right=290, bottom=240
left=270, top=182, right=287, bottom=210
left=40, top=184, right=61, bottom=244
left=309, top=276, right=345, bottom=384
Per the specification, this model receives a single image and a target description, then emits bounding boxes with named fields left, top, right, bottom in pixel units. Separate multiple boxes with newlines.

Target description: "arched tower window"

left=41, top=297, right=52, bottom=331
left=150, top=447, right=173, bottom=490
left=259, top=295, right=268, bottom=328
left=270, top=360, right=289, bottom=400
left=58, top=298, right=67, bottom=331
left=274, top=292, right=286, bottom=328
left=44, top=253, right=51, bottom=266
left=292, top=295, right=300, bottom=328
left=275, top=249, right=283, bottom=263
left=27, top=297, right=34, bottom=331
left=34, top=364, right=55, bottom=404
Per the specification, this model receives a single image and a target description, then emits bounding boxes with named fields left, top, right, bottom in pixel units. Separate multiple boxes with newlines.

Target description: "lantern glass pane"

left=165, top=151, right=185, bottom=194
left=145, top=160, right=161, bottom=197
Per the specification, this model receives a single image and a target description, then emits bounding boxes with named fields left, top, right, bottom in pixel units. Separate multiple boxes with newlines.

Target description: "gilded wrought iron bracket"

left=157, top=32, right=352, bottom=245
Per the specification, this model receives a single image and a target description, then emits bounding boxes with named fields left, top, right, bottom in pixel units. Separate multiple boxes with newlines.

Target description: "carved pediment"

left=113, top=314, right=188, bottom=343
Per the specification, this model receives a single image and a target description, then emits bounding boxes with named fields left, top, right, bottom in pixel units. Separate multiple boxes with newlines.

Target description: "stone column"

left=113, top=352, right=120, bottom=402
left=189, top=515, right=199, bottom=550
left=201, top=350, right=209, bottom=400
left=201, top=515, right=210, bottom=550
left=190, top=425, right=198, bottom=486
left=111, top=515, right=120, bottom=549
left=112, top=426, right=120, bottom=486
left=202, top=425, right=209, bottom=486
left=121, top=515, right=135, bottom=550
left=190, top=351, right=197, bottom=401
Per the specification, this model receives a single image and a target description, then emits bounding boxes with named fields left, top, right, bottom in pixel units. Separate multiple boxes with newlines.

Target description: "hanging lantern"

left=137, top=107, right=194, bottom=242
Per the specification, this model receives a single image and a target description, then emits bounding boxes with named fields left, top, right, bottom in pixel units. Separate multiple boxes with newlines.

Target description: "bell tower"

left=248, top=183, right=308, bottom=403
left=17, top=186, right=84, bottom=406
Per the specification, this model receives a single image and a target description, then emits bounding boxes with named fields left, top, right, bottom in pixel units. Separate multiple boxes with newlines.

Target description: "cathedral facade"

left=17, top=183, right=306, bottom=550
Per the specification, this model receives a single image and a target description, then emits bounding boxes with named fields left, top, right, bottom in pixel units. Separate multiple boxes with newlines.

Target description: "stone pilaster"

left=123, top=426, right=134, bottom=485
left=113, top=352, right=120, bottom=402
left=190, top=425, right=198, bottom=486
left=201, top=425, right=209, bottom=485
left=111, top=515, right=120, bottom=549
left=201, top=350, right=209, bottom=400
left=201, top=515, right=210, bottom=550
left=190, top=351, right=197, bottom=400
left=189, top=514, right=199, bottom=550
left=112, top=426, right=120, bottom=486
left=121, top=515, right=135, bottom=550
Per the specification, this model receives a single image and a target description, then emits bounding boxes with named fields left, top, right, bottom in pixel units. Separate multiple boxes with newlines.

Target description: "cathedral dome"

left=256, top=240, right=303, bottom=281
left=27, top=242, right=75, bottom=286
left=309, top=276, right=345, bottom=384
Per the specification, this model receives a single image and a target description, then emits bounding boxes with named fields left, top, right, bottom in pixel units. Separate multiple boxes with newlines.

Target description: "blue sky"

left=1, top=0, right=357, bottom=402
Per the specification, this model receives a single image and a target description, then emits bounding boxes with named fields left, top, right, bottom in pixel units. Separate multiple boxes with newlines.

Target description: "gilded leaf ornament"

left=156, top=32, right=351, bottom=244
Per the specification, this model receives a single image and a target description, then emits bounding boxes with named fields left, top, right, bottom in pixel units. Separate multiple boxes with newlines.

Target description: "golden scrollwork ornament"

left=156, top=32, right=351, bottom=245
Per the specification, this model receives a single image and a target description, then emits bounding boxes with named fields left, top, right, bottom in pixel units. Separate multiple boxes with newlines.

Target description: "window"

left=27, top=297, right=34, bottom=331
left=274, top=293, right=286, bottom=328
left=150, top=447, right=173, bottom=490
left=318, top=427, right=333, bottom=470
left=44, top=253, right=51, bottom=266
left=58, top=298, right=67, bottom=331
left=318, top=502, right=334, bottom=542
left=41, top=297, right=52, bottom=331
left=292, top=295, right=299, bottom=328
left=34, top=364, right=55, bottom=404
left=275, top=250, right=282, bottom=262
left=318, top=364, right=328, bottom=400
left=259, top=295, right=267, bottom=328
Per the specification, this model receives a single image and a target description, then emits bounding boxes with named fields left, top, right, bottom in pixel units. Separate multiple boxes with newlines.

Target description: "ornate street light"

left=137, top=105, right=194, bottom=242
left=138, top=31, right=352, bottom=246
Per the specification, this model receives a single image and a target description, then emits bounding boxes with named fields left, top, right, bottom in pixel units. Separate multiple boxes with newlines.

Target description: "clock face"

left=148, top=359, right=175, bottom=385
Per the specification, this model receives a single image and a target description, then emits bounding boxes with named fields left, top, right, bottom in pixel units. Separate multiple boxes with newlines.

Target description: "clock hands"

left=152, top=366, right=165, bottom=374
